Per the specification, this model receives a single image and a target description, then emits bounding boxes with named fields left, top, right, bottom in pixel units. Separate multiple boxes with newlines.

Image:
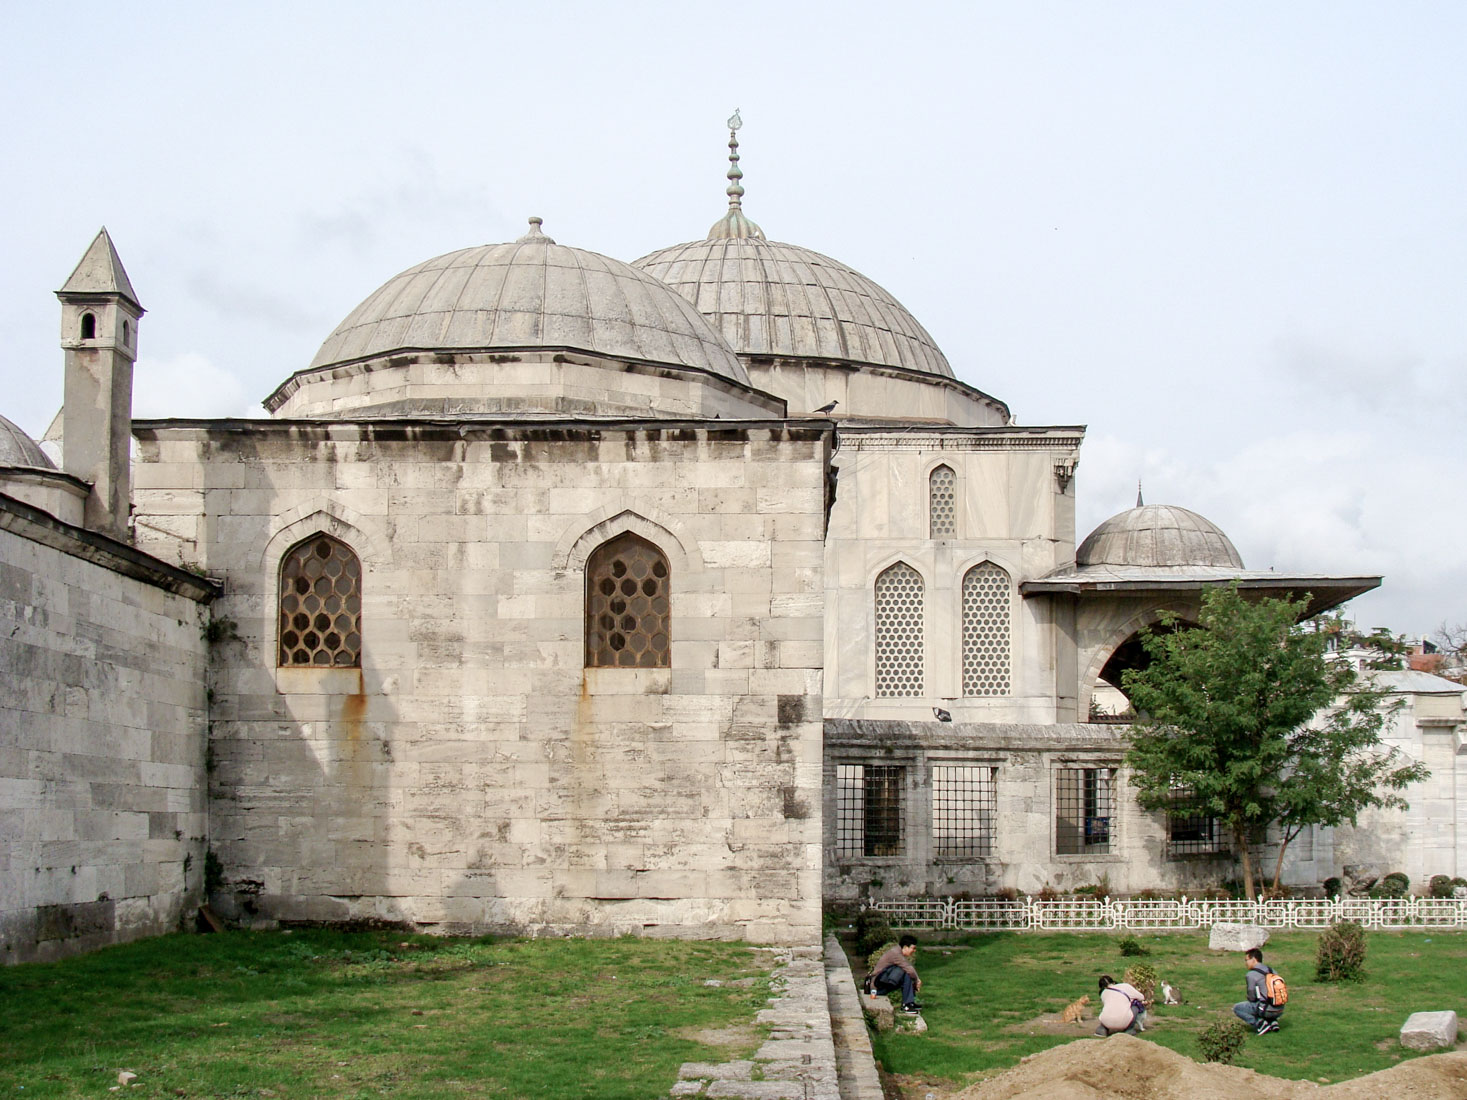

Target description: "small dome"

left=1078, top=504, right=1245, bottom=569
left=0, top=415, right=54, bottom=469
left=310, top=220, right=748, bottom=384
left=634, top=236, right=953, bottom=378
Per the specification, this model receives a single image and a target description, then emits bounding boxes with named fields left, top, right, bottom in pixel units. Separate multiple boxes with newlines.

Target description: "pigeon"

left=933, top=707, right=952, bottom=722
left=813, top=400, right=839, bottom=414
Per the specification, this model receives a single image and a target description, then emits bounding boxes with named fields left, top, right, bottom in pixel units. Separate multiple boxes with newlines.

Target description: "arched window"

left=929, top=464, right=956, bottom=537
left=874, top=562, right=924, bottom=696
left=122, top=320, right=130, bottom=346
left=961, top=561, right=1011, bottom=696
left=80, top=312, right=96, bottom=340
left=278, top=534, right=362, bottom=667
left=585, top=533, right=670, bottom=668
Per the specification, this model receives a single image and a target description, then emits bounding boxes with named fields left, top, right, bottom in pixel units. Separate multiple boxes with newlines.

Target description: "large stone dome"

left=0, top=415, right=54, bottom=469
left=1077, top=504, right=1245, bottom=569
left=633, top=235, right=953, bottom=378
left=310, top=219, right=748, bottom=384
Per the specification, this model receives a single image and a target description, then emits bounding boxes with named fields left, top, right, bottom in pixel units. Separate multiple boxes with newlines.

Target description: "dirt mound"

left=951, top=1034, right=1467, bottom=1100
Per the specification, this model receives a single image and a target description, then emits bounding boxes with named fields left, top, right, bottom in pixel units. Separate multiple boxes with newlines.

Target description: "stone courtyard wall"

left=0, top=494, right=213, bottom=963
left=132, top=420, right=829, bottom=944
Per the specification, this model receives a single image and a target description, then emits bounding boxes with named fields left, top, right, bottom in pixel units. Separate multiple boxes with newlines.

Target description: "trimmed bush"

left=1197, top=1019, right=1250, bottom=1064
left=1323, top=876, right=1342, bottom=899
left=1118, top=936, right=1149, bottom=957
left=1123, top=964, right=1159, bottom=1003
left=1430, top=874, right=1454, bottom=899
left=1371, top=872, right=1409, bottom=899
left=1316, top=920, right=1367, bottom=982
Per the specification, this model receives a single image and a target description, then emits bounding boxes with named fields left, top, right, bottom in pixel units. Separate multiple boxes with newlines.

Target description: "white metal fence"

left=865, top=896, right=1467, bottom=932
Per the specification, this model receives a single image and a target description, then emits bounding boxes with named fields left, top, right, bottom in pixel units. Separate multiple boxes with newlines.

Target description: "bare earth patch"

left=679, top=1024, right=762, bottom=1055
left=948, top=1034, right=1467, bottom=1100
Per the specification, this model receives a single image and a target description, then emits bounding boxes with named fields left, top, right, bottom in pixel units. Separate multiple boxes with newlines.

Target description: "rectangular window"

left=1166, top=786, right=1225, bottom=857
left=932, top=764, right=997, bottom=859
left=1055, top=766, right=1114, bottom=855
left=835, top=764, right=905, bottom=858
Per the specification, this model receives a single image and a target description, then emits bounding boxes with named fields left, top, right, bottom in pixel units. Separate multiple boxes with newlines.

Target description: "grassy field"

left=863, top=929, right=1467, bottom=1091
left=0, top=930, right=774, bottom=1100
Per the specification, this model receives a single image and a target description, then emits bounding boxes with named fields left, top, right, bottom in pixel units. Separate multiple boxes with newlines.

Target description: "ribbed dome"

left=1078, top=505, right=1245, bottom=569
left=310, top=220, right=748, bottom=384
left=633, top=236, right=953, bottom=378
left=0, top=415, right=54, bottom=469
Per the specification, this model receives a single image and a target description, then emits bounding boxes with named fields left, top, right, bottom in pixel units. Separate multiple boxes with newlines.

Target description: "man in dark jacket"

left=868, top=934, right=923, bottom=1012
left=1232, top=947, right=1284, bottom=1034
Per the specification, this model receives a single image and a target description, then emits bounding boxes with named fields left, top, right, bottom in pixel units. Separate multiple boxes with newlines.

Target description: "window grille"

left=585, top=533, right=670, bottom=668
left=929, top=465, right=956, bottom=537
left=1055, top=766, right=1114, bottom=855
left=874, top=562, right=924, bottom=696
left=933, top=764, right=997, bottom=859
left=835, top=763, right=905, bottom=858
left=1166, top=785, right=1226, bottom=857
left=961, top=562, right=1012, bottom=696
left=278, top=535, right=362, bottom=667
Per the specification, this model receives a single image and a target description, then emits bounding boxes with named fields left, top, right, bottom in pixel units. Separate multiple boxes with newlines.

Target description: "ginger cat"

left=1061, top=994, right=1090, bottom=1024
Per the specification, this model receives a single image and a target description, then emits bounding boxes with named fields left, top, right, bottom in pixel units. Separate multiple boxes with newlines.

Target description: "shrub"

left=1118, top=937, right=1149, bottom=957
left=1037, top=883, right=1060, bottom=902
left=1197, top=1019, right=1249, bottom=1064
left=854, top=910, right=894, bottom=961
left=1430, top=874, right=1454, bottom=899
left=1123, top=964, right=1159, bottom=1003
left=1371, top=872, right=1409, bottom=899
left=1323, top=876, right=1342, bottom=899
left=1316, top=920, right=1367, bottom=982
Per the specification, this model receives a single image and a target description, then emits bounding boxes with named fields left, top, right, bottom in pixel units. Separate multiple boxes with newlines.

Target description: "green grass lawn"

left=864, top=929, right=1467, bottom=1091
left=0, top=930, right=773, bottom=1099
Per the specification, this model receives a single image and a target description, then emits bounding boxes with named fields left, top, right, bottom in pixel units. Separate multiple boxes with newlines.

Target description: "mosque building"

left=0, top=118, right=1407, bottom=961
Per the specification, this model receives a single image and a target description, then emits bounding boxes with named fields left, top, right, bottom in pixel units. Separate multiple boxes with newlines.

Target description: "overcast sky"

left=2, top=2, right=1462, bottom=635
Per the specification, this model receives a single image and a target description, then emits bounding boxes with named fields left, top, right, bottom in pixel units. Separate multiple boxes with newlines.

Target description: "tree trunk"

left=1269, top=828, right=1298, bottom=896
left=1235, top=821, right=1257, bottom=901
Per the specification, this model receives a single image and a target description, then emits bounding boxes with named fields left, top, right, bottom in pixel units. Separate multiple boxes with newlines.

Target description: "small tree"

left=1123, top=584, right=1428, bottom=900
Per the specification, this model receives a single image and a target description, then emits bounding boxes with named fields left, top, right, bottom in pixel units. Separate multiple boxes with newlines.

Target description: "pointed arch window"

left=929, top=464, right=956, bottom=537
left=874, top=562, right=924, bottom=697
left=80, top=312, right=96, bottom=340
left=278, top=534, right=362, bottom=667
left=961, top=561, right=1011, bottom=696
left=585, top=533, right=670, bottom=668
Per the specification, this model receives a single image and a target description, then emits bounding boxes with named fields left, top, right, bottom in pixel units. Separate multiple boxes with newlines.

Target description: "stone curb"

left=823, top=933, right=886, bottom=1100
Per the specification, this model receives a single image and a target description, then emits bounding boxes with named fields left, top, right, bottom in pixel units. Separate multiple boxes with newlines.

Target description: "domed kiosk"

left=266, top=218, right=781, bottom=420
left=634, top=115, right=1009, bottom=425
left=0, top=413, right=88, bottom=526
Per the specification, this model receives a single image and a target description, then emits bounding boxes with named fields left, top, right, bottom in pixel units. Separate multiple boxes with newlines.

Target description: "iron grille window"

left=932, top=764, right=997, bottom=859
left=929, top=465, right=956, bottom=537
left=874, top=562, right=924, bottom=696
left=585, top=533, right=670, bottom=668
left=835, top=764, right=905, bottom=858
left=1166, top=785, right=1226, bottom=857
left=961, top=562, right=1012, bottom=696
left=278, top=535, right=362, bottom=667
left=1055, top=766, right=1114, bottom=855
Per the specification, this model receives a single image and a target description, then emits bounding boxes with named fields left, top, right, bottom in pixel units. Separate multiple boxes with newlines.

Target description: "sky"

left=2, top=2, right=1462, bottom=635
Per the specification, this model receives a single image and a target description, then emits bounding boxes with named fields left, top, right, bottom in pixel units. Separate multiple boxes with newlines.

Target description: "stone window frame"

left=927, top=461, right=958, bottom=539
left=872, top=559, right=926, bottom=698
left=930, top=760, right=999, bottom=861
left=1053, top=762, right=1121, bottom=859
left=276, top=533, right=363, bottom=668
left=583, top=531, right=672, bottom=669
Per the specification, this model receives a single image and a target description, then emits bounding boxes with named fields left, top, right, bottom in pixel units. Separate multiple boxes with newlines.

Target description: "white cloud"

left=132, top=352, right=264, bottom=420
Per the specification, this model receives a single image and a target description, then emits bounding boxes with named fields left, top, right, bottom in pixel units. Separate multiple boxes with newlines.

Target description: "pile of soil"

left=949, top=1034, right=1467, bottom=1100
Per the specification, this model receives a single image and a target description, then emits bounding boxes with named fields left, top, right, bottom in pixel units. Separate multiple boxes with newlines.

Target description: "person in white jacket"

left=1095, top=974, right=1147, bottom=1036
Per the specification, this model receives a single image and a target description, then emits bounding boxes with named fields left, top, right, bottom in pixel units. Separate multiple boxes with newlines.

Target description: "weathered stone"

left=1208, top=923, right=1271, bottom=951
left=1400, top=1010, right=1459, bottom=1051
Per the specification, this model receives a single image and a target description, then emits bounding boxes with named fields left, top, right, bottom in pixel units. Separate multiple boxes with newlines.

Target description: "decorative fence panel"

left=864, top=896, right=1467, bottom=932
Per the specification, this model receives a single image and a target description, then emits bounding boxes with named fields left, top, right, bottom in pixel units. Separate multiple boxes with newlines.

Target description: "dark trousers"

left=1233, top=1001, right=1281, bottom=1026
left=874, top=964, right=916, bottom=1004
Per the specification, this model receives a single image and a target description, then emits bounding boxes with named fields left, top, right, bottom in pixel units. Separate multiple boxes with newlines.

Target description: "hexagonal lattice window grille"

left=962, top=561, right=1011, bottom=696
left=585, top=533, right=670, bottom=668
left=929, top=464, right=956, bottom=537
left=874, top=561, right=924, bottom=697
left=278, top=535, right=362, bottom=667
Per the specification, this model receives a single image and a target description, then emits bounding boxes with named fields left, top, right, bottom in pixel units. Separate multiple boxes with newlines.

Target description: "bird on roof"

left=933, top=707, right=952, bottom=722
left=813, top=400, right=839, bottom=414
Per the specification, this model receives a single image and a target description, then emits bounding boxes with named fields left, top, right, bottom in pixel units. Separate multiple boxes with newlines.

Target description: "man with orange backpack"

left=1232, top=947, right=1287, bottom=1034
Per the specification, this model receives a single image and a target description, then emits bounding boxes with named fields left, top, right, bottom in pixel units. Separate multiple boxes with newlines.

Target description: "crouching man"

left=1232, top=947, right=1286, bottom=1034
left=869, top=934, right=923, bottom=1013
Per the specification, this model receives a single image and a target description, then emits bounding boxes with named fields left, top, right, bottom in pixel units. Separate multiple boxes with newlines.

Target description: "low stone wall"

left=0, top=495, right=215, bottom=963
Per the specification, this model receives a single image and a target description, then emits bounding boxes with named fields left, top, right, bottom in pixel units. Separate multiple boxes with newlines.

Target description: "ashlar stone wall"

left=132, top=420, right=829, bottom=944
left=0, top=494, right=213, bottom=963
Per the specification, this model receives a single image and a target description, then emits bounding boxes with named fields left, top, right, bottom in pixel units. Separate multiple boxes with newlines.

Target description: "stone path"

left=669, top=940, right=869, bottom=1100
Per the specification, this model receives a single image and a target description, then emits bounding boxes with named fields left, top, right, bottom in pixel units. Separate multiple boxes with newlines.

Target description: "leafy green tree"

left=1123, top=584, right=1428, bottom=899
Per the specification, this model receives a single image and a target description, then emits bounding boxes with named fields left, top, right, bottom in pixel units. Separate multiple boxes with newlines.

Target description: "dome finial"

left=516, top=216, right=556, bottom=245
left=708, top=111, right=765, bottom=240
left=1136, top=480, right=1144, bottom=508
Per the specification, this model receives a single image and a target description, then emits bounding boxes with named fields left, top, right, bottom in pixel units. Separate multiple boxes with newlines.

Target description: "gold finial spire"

left=708, top=110, right=765, bottom=240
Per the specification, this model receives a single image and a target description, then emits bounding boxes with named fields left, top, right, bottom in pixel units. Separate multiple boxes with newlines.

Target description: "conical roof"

left=57, top=228, right=143, bottom=311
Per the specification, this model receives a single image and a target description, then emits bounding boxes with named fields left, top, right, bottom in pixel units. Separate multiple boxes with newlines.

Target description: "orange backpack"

left=1263, top=971, right=1288, bottom=1007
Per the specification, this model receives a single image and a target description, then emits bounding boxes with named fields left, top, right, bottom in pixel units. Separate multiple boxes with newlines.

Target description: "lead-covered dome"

left=1078, top=504, right=1245, bottom=569
left=310, top=219, right=748, bottom=384
left=633, top=235, right=953, bottom=378
left=0, top=414, right=54, bottom=469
